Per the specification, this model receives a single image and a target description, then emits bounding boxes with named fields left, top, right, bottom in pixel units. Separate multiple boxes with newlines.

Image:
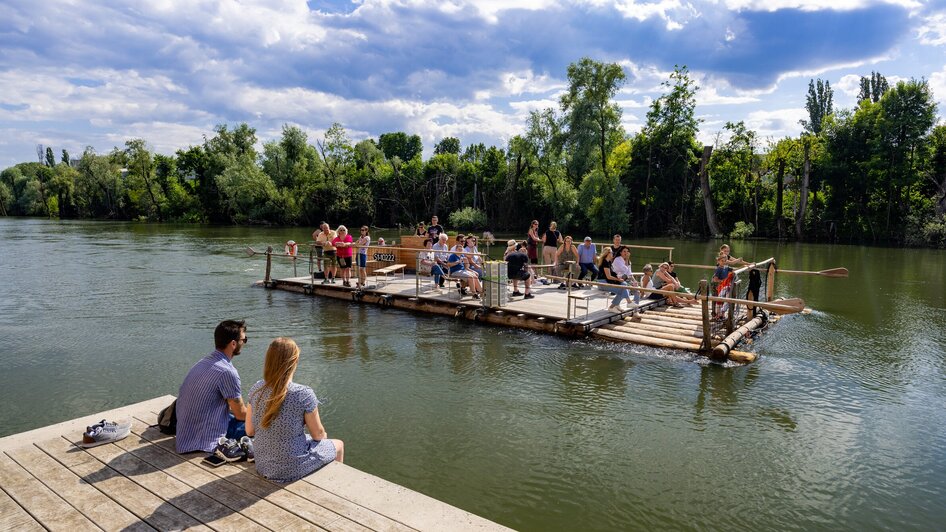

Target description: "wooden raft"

left=266, top=274, right=760, bottom=363
left=0, top=396, right=509, bottom=532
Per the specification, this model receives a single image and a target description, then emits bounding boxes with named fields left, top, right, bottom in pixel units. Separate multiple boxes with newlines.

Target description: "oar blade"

left=244, top=247, right=256, bottom=257
left=818, top=267, right=849, bottom=278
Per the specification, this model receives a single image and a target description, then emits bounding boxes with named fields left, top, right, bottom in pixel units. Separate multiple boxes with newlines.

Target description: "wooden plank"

left=635, top=317, right=702, bottom=332
left=36, top=436, right=212, bottom=532
left=0, top=484, right=44, bottom=531
left=6, top=443, right=153, bottom=531
left=304, top=463, right=508, bottom=532
left=82, top=439, right=268, bottom=531
left=129, top=416, right=384, bottom=532
left=0, top=453, right=99, bottom=531
left=0, top=395, right=175, bottom=452
left=114, top=420, right=321, bottom=532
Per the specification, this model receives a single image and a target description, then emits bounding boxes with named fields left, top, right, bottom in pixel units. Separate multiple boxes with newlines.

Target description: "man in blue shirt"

left=577, top=236, right=598, bottom=283
left=175, top=320, right=248, bottom=453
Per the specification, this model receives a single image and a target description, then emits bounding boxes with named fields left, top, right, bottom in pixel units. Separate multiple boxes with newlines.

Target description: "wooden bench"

left=374, top=263, right=406, bottom=286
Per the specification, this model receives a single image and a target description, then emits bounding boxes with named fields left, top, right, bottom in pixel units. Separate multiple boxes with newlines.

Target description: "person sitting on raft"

left=432, top=234, right=450, bottom=288
left=611, top=246, right=640, bottom=306
left=464, top=235, right=484, bottom=278
left=598, top=246, right=632, bottom=313
left=576, top=236, right=598, bottom=284
left=446, top=246, right=482, bottom=299
left=506, top=242, right=535, bottom=299
left=246, top=337, right=344, bottom=483
left=653, top=262, right=692, bottom=307
left=555, top=235, right=580, bottom=289
left=419, top=238, right=446, bottom=289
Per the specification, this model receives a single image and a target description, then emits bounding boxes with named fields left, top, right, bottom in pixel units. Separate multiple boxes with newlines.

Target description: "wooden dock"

left=265, top=273, right=763, bottom=363
left=0, top=396, right=509, bottom=531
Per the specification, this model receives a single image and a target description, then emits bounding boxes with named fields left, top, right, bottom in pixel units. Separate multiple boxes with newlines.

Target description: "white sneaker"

left=608, top=305, right=623, bottom=313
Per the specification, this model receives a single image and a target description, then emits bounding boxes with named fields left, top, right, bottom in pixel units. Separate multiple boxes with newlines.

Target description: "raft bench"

left=374, top=263, right=407, bottom=286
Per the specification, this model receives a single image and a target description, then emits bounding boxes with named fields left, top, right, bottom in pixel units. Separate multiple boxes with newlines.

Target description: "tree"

left=801, top=78, right=833, bottom=134
left=560, top=57, right=626, bottom=182
left=61, top=149, right=70, bottom=166
left=45, top=147, right=55, bottom=168
left=630, top=65, right=701, bottom=235
left=434, top=137, right=460, bottom=155
left=698, top=145, right=721, bottom=236
left=858, top=71, right=889, bottom=104
left=378, top=132, right=422, bottom=162
left=125, top=138, right=163, bottom=221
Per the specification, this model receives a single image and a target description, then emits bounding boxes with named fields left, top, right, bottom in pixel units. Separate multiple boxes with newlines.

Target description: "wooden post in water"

left=766, top=262, right=777, bottom=302
left=699, top=280, right=712, bottom=353
left=264, top=246, right=273, bottom=285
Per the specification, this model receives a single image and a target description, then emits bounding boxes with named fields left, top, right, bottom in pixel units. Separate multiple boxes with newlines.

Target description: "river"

left=1, top=218, right=944, bottom=530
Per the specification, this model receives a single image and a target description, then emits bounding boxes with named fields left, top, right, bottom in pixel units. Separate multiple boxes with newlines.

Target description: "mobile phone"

left=202, top=454, right=227, bottom=468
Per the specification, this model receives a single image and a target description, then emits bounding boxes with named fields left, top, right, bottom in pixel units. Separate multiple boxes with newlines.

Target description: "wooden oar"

left=544, top=274, right=806, bottom=314
left=673, top=263, right=848, bottom=278
left=777, top=267, right=848, bottom=278
left=245, top=247, right=298, bottom=259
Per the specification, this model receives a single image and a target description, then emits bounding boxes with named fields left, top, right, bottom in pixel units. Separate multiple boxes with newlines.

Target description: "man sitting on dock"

left=506, top=242, right=535, bottom=299
left=175, top=320, right=248, bottom=453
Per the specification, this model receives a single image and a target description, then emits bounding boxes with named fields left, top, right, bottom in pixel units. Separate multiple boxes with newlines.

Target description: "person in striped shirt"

left=175, top=320, right=248, bottom=453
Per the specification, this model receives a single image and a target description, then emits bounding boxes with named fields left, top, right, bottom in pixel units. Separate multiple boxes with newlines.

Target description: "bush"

left=729, top=221, right=755, bottom=239
left=905, top=212, right=946, bottom=248
left=448, top=207, right=487, bottom=230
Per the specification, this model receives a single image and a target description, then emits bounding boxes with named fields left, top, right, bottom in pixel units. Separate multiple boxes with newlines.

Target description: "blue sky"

left=1, top=0, right=945, bottom=167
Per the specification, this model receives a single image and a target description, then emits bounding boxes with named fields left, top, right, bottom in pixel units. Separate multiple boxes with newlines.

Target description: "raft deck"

left=0, top=396, right=508, bottom=531
left=267, top=274, right=763, bottom=363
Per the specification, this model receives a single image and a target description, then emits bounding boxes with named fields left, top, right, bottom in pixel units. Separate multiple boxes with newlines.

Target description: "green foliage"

left=2, top=61, right=945, bottom=250
left=378, top=132, right=422, bottom=162
left=448, top=207, right=487, bottom=230
left=434, top=137, right=460, bottom=155
left=802, top=78, right=833, bottom=134
left=729, top=221, right=755, bottom=239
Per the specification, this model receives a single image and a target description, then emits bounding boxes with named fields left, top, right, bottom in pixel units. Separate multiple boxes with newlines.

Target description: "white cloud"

left=743, top=107, right=806, bottom=139
left=722, top=0, right=920, bottom=11
left=917, top=12, right=946, bottom=46
left=0, top=69, right=201, bottom=123
left=696, top=85, right=760, bottom=105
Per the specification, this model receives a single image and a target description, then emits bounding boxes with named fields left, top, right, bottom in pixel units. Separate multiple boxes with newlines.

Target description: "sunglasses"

left=239, top=337, right=248, bottom=344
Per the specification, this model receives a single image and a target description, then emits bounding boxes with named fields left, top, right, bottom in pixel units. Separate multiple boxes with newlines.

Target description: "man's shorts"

left=337, top=256, right=352, bottom=268
left=324, top=250, right=337, bottom=266
left=513, top=270, right=532, bottom=281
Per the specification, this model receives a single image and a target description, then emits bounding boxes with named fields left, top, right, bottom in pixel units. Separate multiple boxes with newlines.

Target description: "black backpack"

left=157, top=399, right=177, bottom=435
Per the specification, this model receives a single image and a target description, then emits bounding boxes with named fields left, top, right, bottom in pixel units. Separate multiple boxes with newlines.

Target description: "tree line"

left=2, top=59, right=945, bottom=248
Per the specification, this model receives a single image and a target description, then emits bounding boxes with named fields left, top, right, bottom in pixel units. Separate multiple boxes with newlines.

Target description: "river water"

left=1, top=218, right=944, bottom=530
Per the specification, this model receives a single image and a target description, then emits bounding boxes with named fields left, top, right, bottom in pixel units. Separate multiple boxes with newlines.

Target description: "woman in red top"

left=332, top=226, right=355, bottom=287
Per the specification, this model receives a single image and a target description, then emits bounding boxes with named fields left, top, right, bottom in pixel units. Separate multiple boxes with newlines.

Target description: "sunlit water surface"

left=1, top=219, right=944, bottom=530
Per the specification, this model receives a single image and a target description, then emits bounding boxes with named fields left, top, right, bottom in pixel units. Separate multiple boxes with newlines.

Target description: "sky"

left=2, top=0, right=946, bottom=167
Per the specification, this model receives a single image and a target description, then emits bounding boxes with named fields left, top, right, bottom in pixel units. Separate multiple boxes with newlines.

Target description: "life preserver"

left=285, top=242, right=298, bottom=256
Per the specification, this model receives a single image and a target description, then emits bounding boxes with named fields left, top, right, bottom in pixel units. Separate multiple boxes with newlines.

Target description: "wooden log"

left=700, top=280, right=712, bottom=352
left=637, top=313, right=704, bottom=328
left=603, top=323, right=705, bottom=345
left=614, top=319, right=701, bottom=337
left=636, top=317, right=702, bottom=332
left=713, top=315, right=765, bottom=360
left=728, top=350, right=757, bottom=363
left=645, top=310, right=705, bottom=323
left=264, top=246, right=273, bottom=284
left=766, top=262, right=776, bottom=302
left=592, top=328, right=701, bottom=352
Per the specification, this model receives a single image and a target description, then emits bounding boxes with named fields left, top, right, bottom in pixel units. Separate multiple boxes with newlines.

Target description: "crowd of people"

left=294, top=215, right=750, bottom=315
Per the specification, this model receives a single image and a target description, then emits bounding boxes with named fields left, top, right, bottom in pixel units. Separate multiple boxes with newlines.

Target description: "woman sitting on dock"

left=598, top=246, right=631, bottom=313
left=332, top=226, right=355, bottom=288
left=246, top=337, right=344, bottom=484
left=555, top=235, right=580, bottom=289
